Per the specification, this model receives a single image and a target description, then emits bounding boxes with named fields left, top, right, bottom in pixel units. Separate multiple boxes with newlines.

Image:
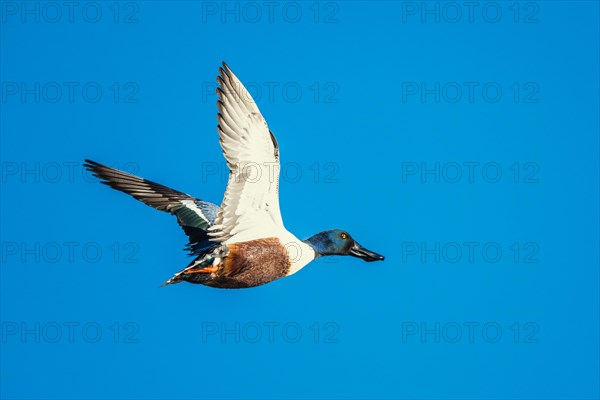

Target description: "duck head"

left=304, top=229, right=385, bottom=262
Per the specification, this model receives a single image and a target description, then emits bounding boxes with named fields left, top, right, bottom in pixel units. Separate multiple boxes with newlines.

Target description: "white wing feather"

left=209, top=62, right=284, bottom=243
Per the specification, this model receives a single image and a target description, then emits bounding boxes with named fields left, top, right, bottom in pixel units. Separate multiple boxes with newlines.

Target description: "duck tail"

left=159, top=276, right=182, bottom=287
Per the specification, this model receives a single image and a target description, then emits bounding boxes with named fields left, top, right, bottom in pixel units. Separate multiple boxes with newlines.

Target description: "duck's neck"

left=303, top=232, right=331, bottom=258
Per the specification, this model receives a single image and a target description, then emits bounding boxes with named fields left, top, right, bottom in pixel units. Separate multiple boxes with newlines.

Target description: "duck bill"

left=349, top=242, right=385, bottom=262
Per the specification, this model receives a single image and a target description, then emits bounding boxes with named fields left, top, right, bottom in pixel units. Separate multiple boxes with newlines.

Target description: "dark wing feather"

left=84, top=159, right=219, bottom=254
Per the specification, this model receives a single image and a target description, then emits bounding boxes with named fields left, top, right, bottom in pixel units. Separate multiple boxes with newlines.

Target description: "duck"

left=84, top=62, right=384, bottom=289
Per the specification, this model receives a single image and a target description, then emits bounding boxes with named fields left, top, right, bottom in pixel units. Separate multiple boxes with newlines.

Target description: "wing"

left=84, top=159, right=219, bottom=253
left=208, top=62, right=284, bottom=243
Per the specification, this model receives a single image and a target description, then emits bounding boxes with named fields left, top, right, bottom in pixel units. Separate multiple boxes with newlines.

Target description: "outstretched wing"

left=208, top=62, right=284, bottom=243
left=84, top=159, right=219, bottom=253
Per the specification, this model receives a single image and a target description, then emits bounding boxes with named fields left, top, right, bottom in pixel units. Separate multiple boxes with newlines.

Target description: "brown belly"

left=206, top=238, right=292, bottom=289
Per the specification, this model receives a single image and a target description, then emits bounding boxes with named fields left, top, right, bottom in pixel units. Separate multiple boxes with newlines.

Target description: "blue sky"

left=1, top=1, right=599, bottom=399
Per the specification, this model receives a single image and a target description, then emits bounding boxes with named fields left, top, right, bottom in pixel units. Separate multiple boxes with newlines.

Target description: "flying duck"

left=84, top=62, right=384, bottom=289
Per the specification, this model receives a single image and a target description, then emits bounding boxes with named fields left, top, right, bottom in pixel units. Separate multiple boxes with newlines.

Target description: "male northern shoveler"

left=84, top=62, right=384, bottom=289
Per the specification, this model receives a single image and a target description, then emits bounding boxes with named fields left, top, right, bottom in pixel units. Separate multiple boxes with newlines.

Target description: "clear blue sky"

left=1, top=1, right=599, bottom=399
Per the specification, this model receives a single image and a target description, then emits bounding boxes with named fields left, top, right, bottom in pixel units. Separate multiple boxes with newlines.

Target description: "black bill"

left=348, top=242, right=385, bottom=262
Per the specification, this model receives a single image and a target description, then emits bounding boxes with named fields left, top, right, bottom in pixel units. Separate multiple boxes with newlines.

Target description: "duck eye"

left=340, top=232, right=348, bottom=239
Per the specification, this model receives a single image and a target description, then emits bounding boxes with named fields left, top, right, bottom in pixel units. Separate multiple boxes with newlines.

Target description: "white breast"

left=277, top=230, right=316, bottom=276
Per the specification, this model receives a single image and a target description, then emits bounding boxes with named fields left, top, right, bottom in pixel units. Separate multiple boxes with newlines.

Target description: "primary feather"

left=83, top=159, right=219, bottom=254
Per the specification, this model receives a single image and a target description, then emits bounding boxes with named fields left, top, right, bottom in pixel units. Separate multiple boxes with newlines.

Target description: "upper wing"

left=208, top=62, right=284, bottom=243
left=84, top=159, right=219, bottom=253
